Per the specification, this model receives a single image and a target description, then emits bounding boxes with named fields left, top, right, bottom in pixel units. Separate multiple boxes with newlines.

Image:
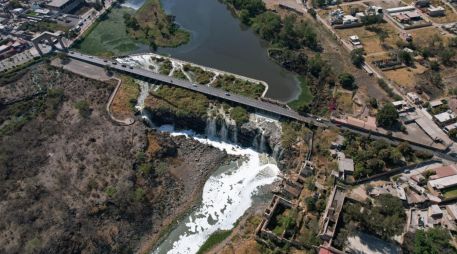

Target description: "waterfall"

left=135, top=81, right=152, bottom=111
left=259, top=131, right=267, bottom=153
left=232, top=127, right=238, bottom=144
left=219, top=120, right=228, bottom=141
left=205, top=117, right=217, bottom=137
left=141, top=109, right=155, bottom=128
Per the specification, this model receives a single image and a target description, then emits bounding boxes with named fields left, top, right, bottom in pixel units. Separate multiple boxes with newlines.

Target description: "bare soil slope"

left=0, top=64, right=228, bottom=254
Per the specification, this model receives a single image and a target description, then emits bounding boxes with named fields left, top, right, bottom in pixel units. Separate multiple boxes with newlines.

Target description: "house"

left=444, top=122, right=457, bottom=133
left=446, top=204, right=457, bottom=221
left=429, top=100, right=443, bottom=109
left=343, top=15, right=359, bottom=24
left=429, top=204, right=443, bottom=219
left=349, top=35, right=361, bottom=46
left=433, top=111, right=457, bottom=126
left=428, top=174, right=457, bottom=192
left=429, top=165, right=457, bottom=180
left=338, top=158, right=354, bottom=179
left=427, top=6, right=445, bottom=17
left=46, top=0, right=84, bottom=13
left=407, top=92, right=422, bottom=104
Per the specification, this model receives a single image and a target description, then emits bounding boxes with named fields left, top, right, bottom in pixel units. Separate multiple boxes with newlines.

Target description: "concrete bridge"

left=66, top=51, right=325, bottom=127
left=65, top=51, right=457, bottom=162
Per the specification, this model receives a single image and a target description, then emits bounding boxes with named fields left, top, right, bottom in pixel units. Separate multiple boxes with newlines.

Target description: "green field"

left=288, top=76, right=313, bottom=110
left=443, top=186, right=457, bottom=200
left=73, top=7, right=142, bottom=56
left=196, top=230, right=232, bottom=254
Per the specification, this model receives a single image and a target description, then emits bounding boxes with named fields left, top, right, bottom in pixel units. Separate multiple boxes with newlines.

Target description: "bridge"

left=65, top=51, right=457, bottom=162
left=66, top=51, right=325, bottom=127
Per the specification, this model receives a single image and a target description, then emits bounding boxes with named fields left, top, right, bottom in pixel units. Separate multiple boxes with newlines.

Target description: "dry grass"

left=335, top=23, right=401, bottom=54
left=383, top=65, right=427, bottom=89
left=111, top=76, right=140, bottom=119
left=336, top=90, right=354, bottom=114
left=409, top=27, right=452, bottom=48
left=146, top=134, right=161, bottom=156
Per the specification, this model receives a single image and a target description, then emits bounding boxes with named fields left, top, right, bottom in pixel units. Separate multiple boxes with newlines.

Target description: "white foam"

left=153, top=125, right=280, bottom=254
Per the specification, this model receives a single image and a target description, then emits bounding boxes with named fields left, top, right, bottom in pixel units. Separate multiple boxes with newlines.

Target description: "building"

left=349, top=35, right=361, bottom=46
left=446, top=204, right=457, bottom=221
left=338, top=158, right=354, bottom=180
left=416, top=0, right=431, bottom=7
left=433, top=111, right=457, bottom=126
left=46, top=0, right=84, bottom=13
left=428, top=204, right=443, bottom=219
left=428, top=174, right=457, bottom=191
left=407, top=92, right=422, bottom=104
left=429, top=165, right=457, bottom=180
left=430, top=100, right=444, bottom=109
left=427, top=6, right=445, bottom=17
left=444, top=122, right=457, bottom=133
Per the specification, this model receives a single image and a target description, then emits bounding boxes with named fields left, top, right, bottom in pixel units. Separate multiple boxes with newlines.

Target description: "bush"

left=230, top=106, right=249, bottom=125
left=338, top=73, right=356, bottom=90
left=74, top=100, right=92, bottom=118
left=351, top=48, right=365, bottom=67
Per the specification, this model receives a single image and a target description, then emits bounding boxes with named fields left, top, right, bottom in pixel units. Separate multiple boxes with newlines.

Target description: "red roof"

left=430, top=165, right=457, bottom=180
left=319, top=247, right=336, bottom=254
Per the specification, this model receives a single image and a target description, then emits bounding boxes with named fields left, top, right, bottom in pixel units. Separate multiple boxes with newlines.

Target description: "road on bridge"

left=66, top=51, right=325, bottom=127
left=65, top=51, right=457, bottom=163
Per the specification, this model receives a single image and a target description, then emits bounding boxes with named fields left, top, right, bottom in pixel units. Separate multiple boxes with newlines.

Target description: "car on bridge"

left=225, top=93, right=230, bottom=96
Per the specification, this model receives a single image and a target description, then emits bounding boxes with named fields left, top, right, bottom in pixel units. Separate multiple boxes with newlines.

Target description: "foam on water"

left=153, top=125, right=280, bottom=254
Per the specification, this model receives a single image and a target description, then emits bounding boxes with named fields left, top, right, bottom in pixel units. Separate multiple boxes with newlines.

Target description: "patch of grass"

left=196, top=230, right=232, bottom=254
left=281, top=121, right=310, bottom=149
left=183, top=64, right=215, bottom=84
left=159, top=59, right=173, bottom=75
left=75, top=100, right=92, bottom=118
left=73, top=7, right=140, bottom=56
left=213, top=74, right=265, bottom=98
left=230, top=106, right=249, bottom=125
left=172, top=68, right=188, bottom=80
left=152, top=85, right=209, bottom=118
left=104, top=186, right=117, bottom=198
left=443, top=186, right=457, bottom=200
left=19, top=20, right=70, bottom=33
left=288, top=76, right=313, bottom=111
left=111, top=76, right=140, bottom=118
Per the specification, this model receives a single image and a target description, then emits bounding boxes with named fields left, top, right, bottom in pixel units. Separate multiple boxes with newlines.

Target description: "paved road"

left=65, top=51, right=457, bottom=162
left=66, top=51, right=326, bottom=127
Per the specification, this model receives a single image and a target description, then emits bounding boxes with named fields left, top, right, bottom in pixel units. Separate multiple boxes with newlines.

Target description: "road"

left=65, top=51, right=457, bottom=162
left=66, top=51, right=326, bottom=127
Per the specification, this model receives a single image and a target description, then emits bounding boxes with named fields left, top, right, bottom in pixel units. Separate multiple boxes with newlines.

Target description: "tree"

left=251, top=12, right=281, bottom=42
left=376, top=103, right=399, bottom=129
left=449, top=128, right=457, bottom=140
left=308, top=8, right=317, bottom=18
left=439, top=48, right=455, bottom=66
left=398, top=50, right=413, bottom=66
left=411, top=228, right=455, bottom=254
left=351, top=48, right=365, bottom=67
left=338, top=73, right=356, bottom=90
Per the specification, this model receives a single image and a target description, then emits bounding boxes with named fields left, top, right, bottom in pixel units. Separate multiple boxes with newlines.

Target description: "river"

left=123, top=0, right=301, bottom=102
left=135, top=84, right=281, bottom=254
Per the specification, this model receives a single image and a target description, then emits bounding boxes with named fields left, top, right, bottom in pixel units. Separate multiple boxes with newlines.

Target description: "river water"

left=123, top=0, right=300, bottom=102
left=135, top=84, right=281, bottom=254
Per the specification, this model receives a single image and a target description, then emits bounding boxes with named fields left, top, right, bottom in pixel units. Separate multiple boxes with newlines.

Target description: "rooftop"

left=429, top=165, right=457, bottom=180
left=428, top=174, right=457, bottom=190
left=430, top=100, right=443, bottom=108
left=47, top=0, right=72, bottom=8
left=338, top=158, right=354, bottom=172
left=434, top=111, right=456, bottom=123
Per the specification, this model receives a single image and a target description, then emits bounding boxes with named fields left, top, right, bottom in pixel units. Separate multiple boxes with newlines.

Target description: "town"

left=1, top=0, right=457, bottom=253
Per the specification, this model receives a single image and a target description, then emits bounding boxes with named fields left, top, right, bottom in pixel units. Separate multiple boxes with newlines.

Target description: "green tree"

left=376, top=103, right=399, bottom=129
left=351, top=48, right=365, bottom=67
left=448, top=128, right=457, bottom=140
left=251, top=12, right=281, bottom=42
left=439, top=48, right=455, bottom=66
left=412, top=228, right=455, bottom=254
left=338, top=73, right=356, bottom=90
left=398, top=50, right=413, bottom=66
